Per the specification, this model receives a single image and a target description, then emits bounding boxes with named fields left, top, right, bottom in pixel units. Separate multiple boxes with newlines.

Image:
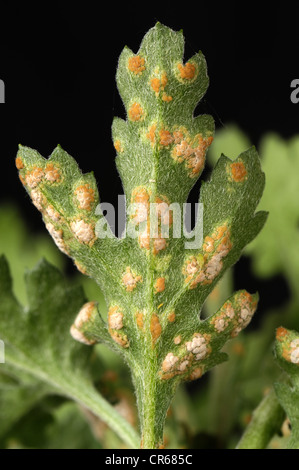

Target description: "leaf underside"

left=13, top=23, right=267, bottom=447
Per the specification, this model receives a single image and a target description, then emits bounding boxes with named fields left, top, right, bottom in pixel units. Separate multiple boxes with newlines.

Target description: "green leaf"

left=42, top=402, right=102, bottom=449
left=15, top=23, right=267, bottom=448
left=0, top=370, right=48, bottom=439
left=0, top=256, right=139, bottom=448
left=0, top=399, right=102, bottom=449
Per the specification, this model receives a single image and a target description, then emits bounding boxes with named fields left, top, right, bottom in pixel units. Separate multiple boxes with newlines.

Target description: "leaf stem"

left=69, top=386, right=140, bottom=449
left=131, top=343, right=169, bottom=449
left=6, top=354, right=140, bottom=449
left=236, top=388, right=285, bottom=449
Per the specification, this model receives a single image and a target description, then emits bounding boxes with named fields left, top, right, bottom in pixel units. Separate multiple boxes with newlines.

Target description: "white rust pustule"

left=45, top=222, right=69, bottom=255
left=290, top=339, right=299, bottom=364
left=70, top=301, right=98, bottom=345
left=185, top=333, right=210, bottom=361
left=231, top=292, right=257, bottom=337
left=211, top=302, right=235, bottom=333
left=162, top=353, right=179, bottom=372
left=70, top=219, right=95, bottom=245
left=30, top=189, right=46, bottom=211
left=108, top=306, right=124, bottom=330
left=75, top=184, right=95, bottom=211
left=122, top=267, right=142, bottom=292
left=108, top=306, right=129, bottom=348
left=183, top=223, right=232, bottom=289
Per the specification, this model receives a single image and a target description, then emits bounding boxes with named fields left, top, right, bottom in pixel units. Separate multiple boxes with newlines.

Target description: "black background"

left=0, top=2, right=298, bottom=312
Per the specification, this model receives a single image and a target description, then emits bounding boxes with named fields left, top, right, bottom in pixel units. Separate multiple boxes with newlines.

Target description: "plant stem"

left=70, top=385, right=140, bottom=449
left=141, top=368, right=160, bottom=448
left=131, top=338, right=171, bottom=449
left=132, top=360, right=164, bottom=448
left=6, top=354, right=140, bottom=449
left=236, top=388, right=285, bottom=449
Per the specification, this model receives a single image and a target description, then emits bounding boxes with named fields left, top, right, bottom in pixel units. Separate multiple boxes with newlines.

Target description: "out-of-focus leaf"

left=0, top=204, right=64, bottom=304
left=207, top=124, right=251, bottom=167
left=246, top=135, right=299, bottom=300
left=0, top=256, right=139, bottom=448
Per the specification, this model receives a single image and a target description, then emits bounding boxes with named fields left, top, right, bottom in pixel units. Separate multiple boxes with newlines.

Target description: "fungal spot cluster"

left=21, top=165, right=98, bottom=255
left=150, top=314, right=162, bottom=346
left=122, top=266, right=142, bottom=292
left=176, top=61, right=197, bottom=81
left=131, top=187, right=172, bottom=255
left=45, top=222, right=69, bottom=255
left=150, top=70, right=172, bottom=102
left=146, top=124, right=157, bottom=146
left=25, top=167, right=45, bottom=189
left=145, top=125, right=213, bottom=177
left=159, top=129, right=173, bottom=147
left=131, top=187, right=150, bottom=225
left=276, top=327, right=288, bottom=341
left=183, top=223, right=232, bottom=289
left=127, top=55, right=146, bottom=75
left=70, top=219, right=96, bottom=245
left=168, top=311, right=175, bottom=323
left=128, top=102, right=145, bottom=122
left=172, top=129, right=213, bottom=177
left=155, top=195, right=173, bottom=228
left=229, top=160, right=247, bottom=183
left=44, top=163, right=62, bottom=183
left=188, top=368, right=203, bottom=381
left=289, top=339, right=299, bottom=364
left=209, top=291, right=257, bottom=339
left=154, top=277, right=165, bottom=293
left=160, top=332, right=211, bottom=380
left=20, top=161, right=62, bottom=190
left=185, top=333, right=211, bottom=361
left=230, top=292, right=257, bottom=337
left=114, top=140, right=123, bottom=153
left=15, top=156, right=24, bottom=170
left=70, top=301, right=97, bottom=345
left=162, top=93, right=173, bottom=102
left=210, top=301, right=235, bottom=333
left=45, top=204, right=61, bottom=222
left=161, top=352, right=179, bottom=372
left=30, top=189, right=46, bottom=212
left=276, top=328, right=299, bottom=365
left=74, top=184, right=95, bottom=211
left=108, top=306, right=129, bottom=348
left=174, top=335, right=181, bottom=345
left=16, top=154, right=97, bottom=252
left=136, top=312, right=144, bottom=330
